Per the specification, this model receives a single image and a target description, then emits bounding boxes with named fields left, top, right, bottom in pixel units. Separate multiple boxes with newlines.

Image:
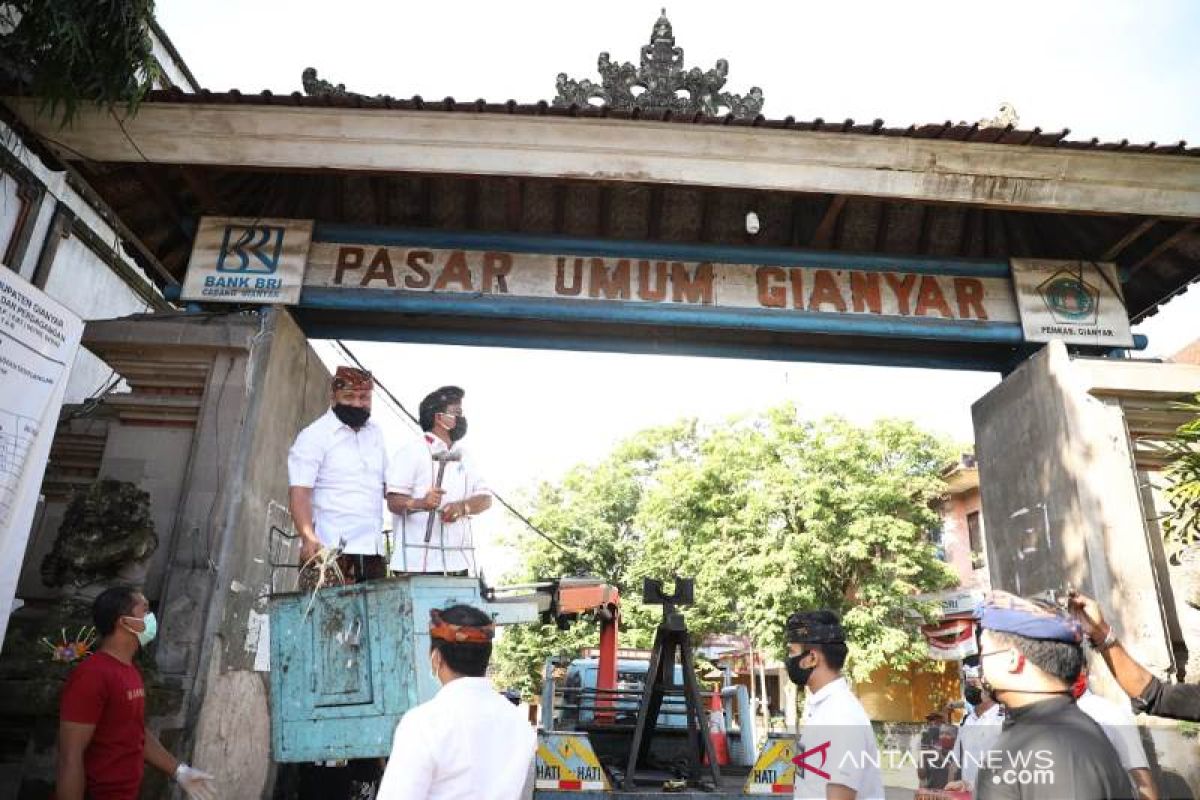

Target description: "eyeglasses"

left=977, top=648, right=1012, bottom=659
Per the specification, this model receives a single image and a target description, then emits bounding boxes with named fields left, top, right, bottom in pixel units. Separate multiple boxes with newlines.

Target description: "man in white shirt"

left=386, top=386, right=491, bottom=574
left=785, top=610, right=885, bottom=800
left=378, top=604, right=536, bottom=800
left=287, top=366, right=388, bottom=585
left=1073, top=666, right=1158, bottom=800
left=946, top=659, right=1004, bottom=794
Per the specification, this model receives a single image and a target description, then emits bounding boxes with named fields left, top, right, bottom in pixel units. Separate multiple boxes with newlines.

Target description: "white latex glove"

left=174, top=764, right=217, bottom=800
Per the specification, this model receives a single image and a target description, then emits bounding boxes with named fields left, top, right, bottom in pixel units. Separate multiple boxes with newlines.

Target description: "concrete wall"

left=182, top=309, right=330, bottom=800
left=1, top=310, right=331, bottom=799
left=974, top=342, right=1200, bottom=797
left=972, top=341, right=1174, bottom=676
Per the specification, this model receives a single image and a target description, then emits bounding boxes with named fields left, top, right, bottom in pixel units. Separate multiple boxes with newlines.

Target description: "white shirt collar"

left=806, top=676, right=849, bottom=709
left=968, top=702, right=1003, bottom=722
left=435, top=676, right=494, bottom=698
left=323, top=407, right=377, bottom=435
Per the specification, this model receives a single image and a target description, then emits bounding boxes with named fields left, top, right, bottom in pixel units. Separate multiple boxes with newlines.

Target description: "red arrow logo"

left=792, top=740, right=832, bottom=780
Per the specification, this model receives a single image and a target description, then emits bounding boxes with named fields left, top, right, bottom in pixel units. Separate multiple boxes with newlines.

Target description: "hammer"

left=424, top=450, right=463, bottom=543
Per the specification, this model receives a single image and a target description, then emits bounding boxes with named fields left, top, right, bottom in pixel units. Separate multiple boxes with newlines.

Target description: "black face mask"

left=963, top=685, right=984, bottom=706
left=449, top=415, right=467, bottom=442
left=333, top=403, right=370, bottom=429
left=786, top=652, right=815, bottom=688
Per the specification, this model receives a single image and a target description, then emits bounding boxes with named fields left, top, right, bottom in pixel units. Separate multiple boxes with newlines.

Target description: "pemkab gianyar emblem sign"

left=1011, top=259, right=1133, bottom=347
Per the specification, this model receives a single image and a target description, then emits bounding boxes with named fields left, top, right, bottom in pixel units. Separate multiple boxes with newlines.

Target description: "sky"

left=158, top=0, right=1200, bottom=579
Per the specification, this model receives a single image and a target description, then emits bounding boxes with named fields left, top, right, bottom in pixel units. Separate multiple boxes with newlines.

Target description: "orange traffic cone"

left=704, top=690, right=730, bottom=766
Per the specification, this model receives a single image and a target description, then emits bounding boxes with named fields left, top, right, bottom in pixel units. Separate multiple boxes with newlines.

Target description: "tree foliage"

left=1, top=0, right=161, bottom=126
left=493, top=406, right=957, bottom=697
left=1162, top=395, right=1200, bottom=564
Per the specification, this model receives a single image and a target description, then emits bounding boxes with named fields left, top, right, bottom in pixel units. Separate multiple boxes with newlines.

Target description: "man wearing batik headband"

left=287, top=366, right=388, bottom=584
left=973, top=591, right=1130, bottom=800
left=784, top=609, right=884, bottom=800
left=377, top=605, right=536, bottom=800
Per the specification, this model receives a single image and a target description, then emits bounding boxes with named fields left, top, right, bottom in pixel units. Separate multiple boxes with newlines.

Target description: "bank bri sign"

left=181, top=217, right=313, bottom=305
left=181, top=217, right=1136, bottom=352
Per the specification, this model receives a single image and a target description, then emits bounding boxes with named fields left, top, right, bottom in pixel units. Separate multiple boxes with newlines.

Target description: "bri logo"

left=217, top=224, right=286, bottom=274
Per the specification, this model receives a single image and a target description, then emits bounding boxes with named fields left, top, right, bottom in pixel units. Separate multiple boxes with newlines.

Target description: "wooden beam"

left=1101, top=218, right=1158, bottom=261
left=915, top=204, right=931, bottom=255
left=552, top=183, right=566, bottom=235
left=13, top=99, right=1200, bottom=218
left=810, top=194, right=846, bottom=248
left=132, top=165, right=190, bottom=236
left=505, top=178, right=523, bottom=232
left=789, top=195, right=806, bottom=247
left=175, top=165, right=222, bottom=212
left=957, top=208, right=975, bottom=257
left=1128, top=222, right=1198, bottom=275
left=873, top=201, right=889, bottom=252
left=647, top=185, right=663, bottom=240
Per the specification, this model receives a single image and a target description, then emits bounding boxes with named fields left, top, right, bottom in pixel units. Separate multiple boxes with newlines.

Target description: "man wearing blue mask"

left=57, top=586, right=216, bottom=800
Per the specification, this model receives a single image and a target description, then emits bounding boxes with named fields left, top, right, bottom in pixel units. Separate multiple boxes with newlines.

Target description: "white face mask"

left=430, top=653, right=442, bottom=685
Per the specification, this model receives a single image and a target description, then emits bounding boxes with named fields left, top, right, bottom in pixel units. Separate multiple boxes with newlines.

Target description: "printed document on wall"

left=0, top=269, right=83, bottom=645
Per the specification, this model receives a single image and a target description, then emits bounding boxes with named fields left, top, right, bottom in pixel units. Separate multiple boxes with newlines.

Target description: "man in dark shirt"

left=975, top=591, right=1132, bottom=800
left=1069, top=591, right=1200, bottom=721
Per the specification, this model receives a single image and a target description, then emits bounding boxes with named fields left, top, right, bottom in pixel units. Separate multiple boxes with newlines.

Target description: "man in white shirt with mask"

left=1073, top=665, right=1158, bottom=800
left=288, top=366, right=388, bottom=586
left=945, top=658, right=1004, bottom=794
left=786, top=610, right=885, bottom=800
left=386, top=386, right=491, bottom=574
left=378, top=604, right=536, bottom=800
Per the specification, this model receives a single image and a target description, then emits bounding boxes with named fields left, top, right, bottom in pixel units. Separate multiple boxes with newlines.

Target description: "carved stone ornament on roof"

left=301, top=67, right=388, bottom=100
left=553, top=9, right=764, bottom=119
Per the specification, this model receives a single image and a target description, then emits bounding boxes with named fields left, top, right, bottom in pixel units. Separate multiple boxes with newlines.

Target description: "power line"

left=332, top=340, right=581, bottom=562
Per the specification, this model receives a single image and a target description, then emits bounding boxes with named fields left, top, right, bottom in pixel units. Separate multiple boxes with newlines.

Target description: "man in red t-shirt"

left=57, top=586, right=217, bottom=800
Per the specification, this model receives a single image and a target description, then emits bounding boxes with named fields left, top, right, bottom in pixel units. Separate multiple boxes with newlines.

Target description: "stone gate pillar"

left=78, top=309, right=331, bottom=798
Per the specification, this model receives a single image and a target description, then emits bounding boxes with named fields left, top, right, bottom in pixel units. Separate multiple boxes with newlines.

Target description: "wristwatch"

left=1091, top=625, right=1119, bottom=652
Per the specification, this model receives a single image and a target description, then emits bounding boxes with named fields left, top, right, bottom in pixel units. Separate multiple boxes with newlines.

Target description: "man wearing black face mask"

left=945, top=658, right=1003, bottom=794
left=386, top=386, right=492, bottom=574
left=288, top=366, right=388, bottom=585
left=973, top=591, right=1130, bottom=800
left=785, top=610, right=884, bottom=800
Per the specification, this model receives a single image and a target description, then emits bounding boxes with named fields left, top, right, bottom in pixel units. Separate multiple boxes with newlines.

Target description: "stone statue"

left=301, top=67, right=349, bottom=98
left=552, top=9, right=765, bottom=119
left=978, top=102, right=1020, bottom=129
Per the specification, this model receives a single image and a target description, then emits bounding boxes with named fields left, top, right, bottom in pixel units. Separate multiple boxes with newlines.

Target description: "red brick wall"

left=1172, top=339, right=1200, bottom=365
left=939, top=488, right=986, bottom=588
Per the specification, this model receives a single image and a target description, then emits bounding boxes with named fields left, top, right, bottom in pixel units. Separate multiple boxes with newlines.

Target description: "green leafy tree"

left=493, top=407, right=957, bottom=695
left=1162, top=395, right=1200, bottom=566
left=1, top=0, right=161, bottom=126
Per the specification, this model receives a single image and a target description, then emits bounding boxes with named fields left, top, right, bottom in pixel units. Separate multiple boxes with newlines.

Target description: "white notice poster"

left=0, top=269, right=83, bottom=647
left=1011, top=259, right=1134, bottom=347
